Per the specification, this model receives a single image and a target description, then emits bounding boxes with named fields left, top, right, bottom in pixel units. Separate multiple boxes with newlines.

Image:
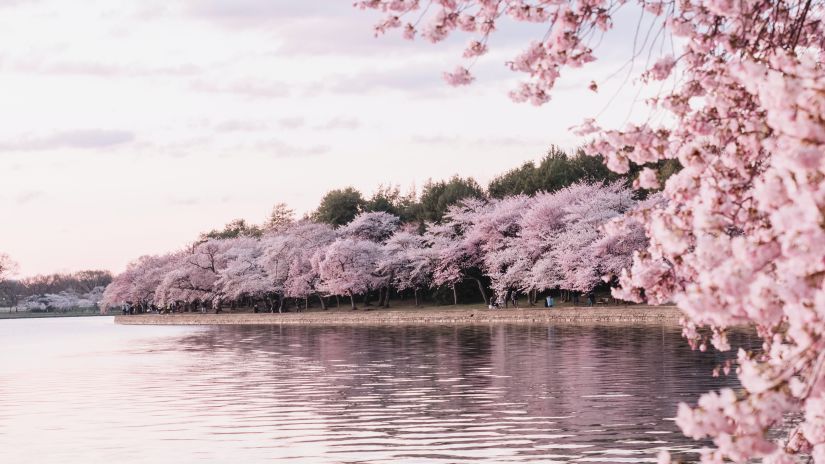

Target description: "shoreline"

left=114, top=305, right=682, bottom=326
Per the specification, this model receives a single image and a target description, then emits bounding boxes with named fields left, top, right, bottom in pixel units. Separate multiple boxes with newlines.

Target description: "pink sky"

left=0, top=0, right=654, bottom=277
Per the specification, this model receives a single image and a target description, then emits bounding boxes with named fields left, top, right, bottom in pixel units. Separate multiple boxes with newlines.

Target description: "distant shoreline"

left=0, top=311, right=107, bottom=320
left=114, top=305, right=682, bottom=326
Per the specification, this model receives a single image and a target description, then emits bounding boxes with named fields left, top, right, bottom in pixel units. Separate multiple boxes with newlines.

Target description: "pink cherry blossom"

left=443, top=66, right=474, bottom=86
left=358, top=0, right=825, bottom=460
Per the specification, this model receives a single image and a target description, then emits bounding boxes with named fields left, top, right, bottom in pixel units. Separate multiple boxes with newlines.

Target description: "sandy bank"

left=114, top=305, right=682, bottom=326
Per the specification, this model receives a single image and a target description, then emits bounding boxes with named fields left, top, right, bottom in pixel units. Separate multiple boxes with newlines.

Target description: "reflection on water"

left=0, top=317, right=753, bottom=463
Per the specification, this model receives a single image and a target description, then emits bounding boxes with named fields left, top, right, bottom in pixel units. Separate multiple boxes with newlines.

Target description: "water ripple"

left=0, top=317, right=755, bottom=463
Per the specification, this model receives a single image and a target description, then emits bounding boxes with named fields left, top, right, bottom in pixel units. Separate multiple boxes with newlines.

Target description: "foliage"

left=364, top=185, right=419, bottom=222
left=201, top=218, right=263, bottom=240
left=264, top=202, right=295, bottom=232
left=418, top=175, right=485, bottom=223
left=313, top=187, right=366, bottom=226
left=488, top=147, right=620, bottom=198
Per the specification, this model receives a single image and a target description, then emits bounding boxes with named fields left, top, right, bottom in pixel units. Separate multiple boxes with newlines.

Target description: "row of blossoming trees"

left=101, top=181, right=649, bottom=313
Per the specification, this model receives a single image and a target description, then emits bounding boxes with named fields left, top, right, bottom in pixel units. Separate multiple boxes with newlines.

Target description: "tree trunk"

left=317, top=293, right=327, bottom=310
left=349, top=291, right=357, bottom=310
left=335, top=295, right=340, bottom=308
left=383, top=286, right=390, bottom=308
left=469, top=277, right=488, bottom=305
left=452, top=285, right=458, bottom=305
left=277, top=294, right=284, bottom=313
left=414, top=288, right=420, bottom=307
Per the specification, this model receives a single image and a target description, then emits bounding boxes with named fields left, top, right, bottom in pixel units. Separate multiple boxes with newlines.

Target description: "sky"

left=0, top=0, right=663, bottom=277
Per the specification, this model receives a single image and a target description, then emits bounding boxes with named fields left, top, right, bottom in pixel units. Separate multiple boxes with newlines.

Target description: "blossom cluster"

left=357, top=0, right=825, bottom=461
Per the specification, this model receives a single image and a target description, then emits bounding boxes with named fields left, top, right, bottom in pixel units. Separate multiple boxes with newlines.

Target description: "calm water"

left=0, top=317, right=751, bottom=463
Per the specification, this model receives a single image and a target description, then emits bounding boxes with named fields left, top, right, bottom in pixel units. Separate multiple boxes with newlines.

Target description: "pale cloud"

left=185, top=0, right=341, bottom=23
left=278, top=117, right=305, bottom=129
left=325, top=66, right=453, bottom=97
left=189, top=79, right=290, bottom=98
left=0, top=130, right=135, bottom=152
left=15, top=190, right=44, bottom=205
left=4, top=56, right=202, bottom=77
left=251, top=139, right=330, bottom=158
left=410, top=134, right=461, bottom=145
left=213, top=120, right=270, bottom=132
left=315, top=117, right=360, bottom=131
left=411, top=134, right=548, bottom=150
left=169, top=196, right=200, bottom=207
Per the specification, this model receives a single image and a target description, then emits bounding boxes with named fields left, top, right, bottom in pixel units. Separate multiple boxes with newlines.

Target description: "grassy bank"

left=115, top=304, right=682, bottom=326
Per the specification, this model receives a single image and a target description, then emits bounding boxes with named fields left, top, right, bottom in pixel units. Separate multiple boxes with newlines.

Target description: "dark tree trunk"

left=414, top=288, right=419, bottom=307
left=277, top=294, right=284, bottom=313
left=468, top=277, right=488, bottom=305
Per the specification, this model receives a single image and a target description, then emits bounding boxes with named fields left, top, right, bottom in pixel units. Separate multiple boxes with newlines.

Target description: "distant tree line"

left=0, top=269, right=112, bottom=312
left=201, top=147, right=676, bottom=238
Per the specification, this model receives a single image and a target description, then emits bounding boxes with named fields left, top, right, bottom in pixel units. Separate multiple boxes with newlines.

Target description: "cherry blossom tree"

left=257, top=232, right=295, bottom=312
left=504, top=182, right=640, bottom=300
left=341, top=211, right=400, bottom=242
left=155, top=239, right=234, bottom=309
left=516, top=185, right=584, bottom=296
left=101, top=253, right=177, bottom=312
left=216, top=237, right=269, bottom=305
left=379, top=229, right=437, bottom=306
left=341, top=211, right=401, bottom=306
left=549, top=182, right=635, bottom=292
left=358, top=1, right=825, bottom=461
left=427, top=198, right=491, bottom=304
left=281, top=221, right=337, bottom=310
left=468, top=195, right=532, bottom=305
left=316, top=237, right=383, bottom=310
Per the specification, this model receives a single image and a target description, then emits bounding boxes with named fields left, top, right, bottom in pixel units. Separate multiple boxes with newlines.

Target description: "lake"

left=0, top=317, right=750, bottom=463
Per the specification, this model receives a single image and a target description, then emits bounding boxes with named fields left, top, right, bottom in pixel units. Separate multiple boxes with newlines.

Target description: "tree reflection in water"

left=0, top=319, right=756, bottom=463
